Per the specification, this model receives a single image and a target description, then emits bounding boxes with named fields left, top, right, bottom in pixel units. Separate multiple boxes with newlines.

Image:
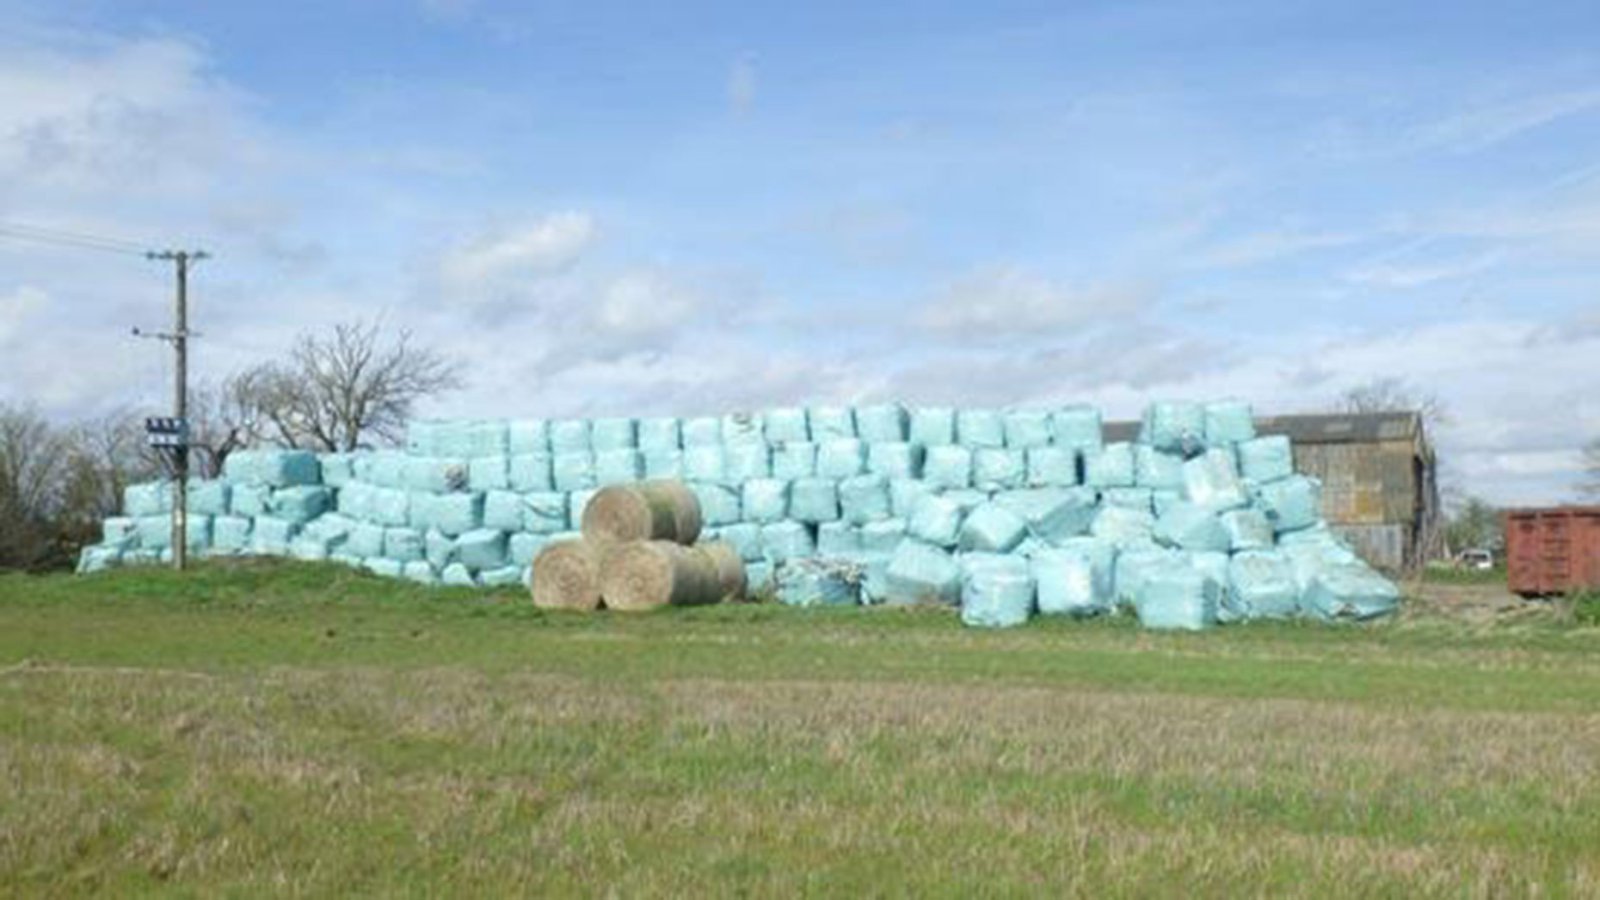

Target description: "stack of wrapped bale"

left=76, top=399, right=1399, bottom=631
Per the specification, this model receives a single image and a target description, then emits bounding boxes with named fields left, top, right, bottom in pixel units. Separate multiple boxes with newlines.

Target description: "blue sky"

left=0, top=0, right=1596, bottom=503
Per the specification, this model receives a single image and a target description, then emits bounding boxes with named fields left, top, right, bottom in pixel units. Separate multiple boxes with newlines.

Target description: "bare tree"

left=0, top=404, right=74, bottom=569
left=185, top=373, right=273, bottom=478
left=233, top=320, right=463, bottom=452
left=1338, top=376, right=1449, bottom=428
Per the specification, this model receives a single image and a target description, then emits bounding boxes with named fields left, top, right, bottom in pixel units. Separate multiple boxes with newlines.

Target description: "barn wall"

left=1292, top=438, right=1423, bottom=571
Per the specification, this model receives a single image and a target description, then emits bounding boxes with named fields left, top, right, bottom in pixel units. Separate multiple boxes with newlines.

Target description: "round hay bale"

left=531, top=540, right=603, bottom=611
left=693, top=541, right=747, bottom=602
left=601, top=541, right=724, bottom=611
left=581, top=480, right=703, bottom=546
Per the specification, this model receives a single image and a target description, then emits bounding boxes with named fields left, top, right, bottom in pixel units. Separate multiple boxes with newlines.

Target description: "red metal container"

left=1504, top=506, right=1600, bottom=596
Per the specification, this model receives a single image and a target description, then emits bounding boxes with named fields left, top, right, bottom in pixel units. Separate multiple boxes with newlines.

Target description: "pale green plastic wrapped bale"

left=807, top=406, right=856, bottom=441
left=1092, top=505, right=1157, bottom=550
left=1303, top=562, right=1400, bottom=621
left=1084, top=442, right=1135, bottom=488
left=469, top=456, right=509, bottom=492
left=867, top=442, right=924, bottom=479
left=994, top=488, right=1098, bottom=545
left=1256, top=475, right=1322, bottom=534
left=1153, top=502, right=1230, bottom=553
left=508, top=419, right=550, bottom=454
left=181, top=515, right=211, bottom=553
left=591, top=417, right=638, bottom=451
left=385, top=528, right=425, bottom=563
left=102, top=517, right=138, bottom=547
left=720, top=411, right=764, bottom=445
left=125, top=481, right=172, bottom=517
left=77, top=544, right=121, bottom=574
left=480, top=566, right=525, bottom=588
left=1151, top=489, right=1183, bottom=517
left=741, top=479, right=789, bottom=524
left=1220, top=508, right=1274, bottom=551
left=923, top=446, right=973, bottom=490
left=717, top=522, right=763, bottom=561
left=1134, top=445, right=1185, bottom=490
left=1139, top=402, right=1205, bottom=454
left=1050, top=406, right=1103, bottom=454
left=405, top=457, right=469, bottom=493
left=552, top=451, right=597, bottom=492
left=683, top=444, right=725, bottom=483
left=508, top=533, right=547, bottom=567
left=855, top=404, right=909, bottom=443
left=187, top=480, right=230, bottom=516
left=1102, top=488, right=1153, bottom=512
left=1190, top=551, right=1232, bottom=620
left=1135, top=563, right=1219, bottom=631
left=642, top=448, right=684, bottom=480
left=1237, top=435, right=1294, bottom=484
left=760, top=521, right=815, bottom=563
left=762, top=408, right=810, bottom=444
left=319, top=453, right=355, bottom=488
left=427, top=492, right=484, bottom=537
left=691, top=482, right=742, bottom=526
left=958, top=503, right=1028, bottom=553
left=523, top=492, right=568, bottom=534
left=723, top=442, right=770, bottom=482
left=1228, top=550, right=1299, bottom=620
left=370, top=488, right=410, bottom=528
left=406, top=420, right=443, bottom=456
left=1025, top=447, right=1077, bottom=487
left=568, top=489, right=599, bottom=530
left=594, top=448, right=644, bottom=486
left=482, top=490, right=524, bottom=531
left=365, top=451, right=407, bottom=489
left=681, top=416, right=722, bottom=448
left=404, top=561, right=439, bottom=586
left=1204, top=400, right=1255, bottom=447
left=425, top=529, right=456, bottom=569
left=838, top=473, right=891, bottom=525
left=944, top=489, right=987, bottom=512
left=973, top=448, right=1025, bottom=491
left=908, top=494, right=965, bottom=549
left=789, top=478, right=840, bottom=524
left=860, top=518, right=907, bottom=555
left=1282, top=538, right=1361, bottom=594
left=251, top=516, right=299, bottom=554
left=637, top=417, right=682, bottom=453
left=1056, top=536, right=1118, bottom=604
left=1002, top=409, right=1053, bottom=449
left=302, top=513, right=355, bottom=546
left=509, top=454, right=553, bottom=492
left=549, top=419, right=592, bottom=454
left=456, top=528, right=508, bottom=571
left=817, top=439, right=867, bottom=479
left=1032, top=549, right=1106, bottom=617
left=772, top=442, right=817, bottom=479
left=884, top=540, right=961, bottom=605
left=960, top=554, right=1034, bottom=628
left=288, top=534, right=331, bottom=561
left=746, top=560, right=775, bottom=594
left=347, top=523, right=385, bottom=558
left=909, top=407, right=955, bottom=446
left=889, top=479, right=929, bottom=519
left=1182, top=449, right=1248, bottom=512
left=955, top=409, right=1004, bottom=449
left=232, top=483, right=268, bottom=518
left=261, top=449, right=322, bottom=487
left=778, top=559, right=861, bottom=607
left=269, top=486, right=332, bottom=525
left=365, top=558, right=404, bottom=579
left=466, top=421, right=509, bottom=459
left=817, top=522, right=861, bottom=557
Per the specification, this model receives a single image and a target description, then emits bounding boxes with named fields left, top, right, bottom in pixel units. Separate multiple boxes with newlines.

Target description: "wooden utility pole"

left=146, top=250, right=208, bottom=571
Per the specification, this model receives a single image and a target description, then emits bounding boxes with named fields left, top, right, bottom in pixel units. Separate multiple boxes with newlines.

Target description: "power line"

left=0, top=220, right=152, bottom=256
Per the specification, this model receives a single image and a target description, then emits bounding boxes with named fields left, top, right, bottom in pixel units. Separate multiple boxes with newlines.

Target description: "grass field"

left=3, top=560, right=1599, bottom=897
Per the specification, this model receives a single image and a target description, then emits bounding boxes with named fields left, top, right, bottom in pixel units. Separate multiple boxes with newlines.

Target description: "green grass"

left=3, top=560, right=1599, bottom=897
left=1418, top=563, right=1509, bottom=586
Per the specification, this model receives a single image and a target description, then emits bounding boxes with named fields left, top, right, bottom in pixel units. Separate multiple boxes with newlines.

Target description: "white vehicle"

left=1458, top=549, right=1494, bottom=571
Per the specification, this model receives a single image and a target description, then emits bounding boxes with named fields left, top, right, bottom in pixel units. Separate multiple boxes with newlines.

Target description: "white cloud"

left=0, top=285, right=47, bottom=345
left=1190, top=230, right=1362, bottom=269
left=1410, top=87, right=1600, bottom=154
left=593, top=269, right=699, bottom=337
left=1343, top=249, right=1505, bottom=288
left=437, top=212, right=597, bottom=294
left=727, top=53, right=757, bottom=114
left=919, top=267, right=1155, bottom=337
